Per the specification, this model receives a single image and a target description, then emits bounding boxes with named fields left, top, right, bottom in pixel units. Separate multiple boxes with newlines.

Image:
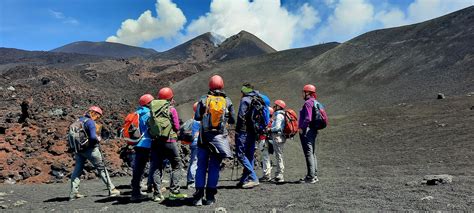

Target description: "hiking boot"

left=193, top=198, right=203, bottom=206
left=204, top=198, right=216, bottom=206
left=69, top=193, right=85, bottom=201
left=259, top=176, right=272, bottom=182
left=168, top=192, right=188, bottom=200
left=242, top=181, right=259, bottom=189
left=130, top=194, right=148, bottom=202
left=274, top=177, right=284, bottom=183
left=236, top=182, right=244, bottom=188
left=186, top=182, right=195, bottom=189
left=109, top=188, right=121, bottom=197
left=299, top=176, right=318, bottom=184
left=152, top=193, right=165, bottom=202
left=146, top=185, right=154, bottom=193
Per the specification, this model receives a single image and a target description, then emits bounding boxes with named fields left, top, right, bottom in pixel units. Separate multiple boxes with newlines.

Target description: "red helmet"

left=274, top=100, right=286, bottom=109
left=193, top=102, right=198, bottom=112
left=89, top=106, right=103, bottom=115
left=139, top=94, right=154, bottom=106
left=303, top=84, right=316, bottom=93
left=268, top=107, right=274, bottom=115
left=158, top=87, right=174, bottom=100
left=209, top=75, right=224, bottom=90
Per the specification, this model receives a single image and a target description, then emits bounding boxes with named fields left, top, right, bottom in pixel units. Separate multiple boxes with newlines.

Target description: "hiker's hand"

left=298, top=128, right=303, bottom=135
left=97, top=136, right=102, bottom=142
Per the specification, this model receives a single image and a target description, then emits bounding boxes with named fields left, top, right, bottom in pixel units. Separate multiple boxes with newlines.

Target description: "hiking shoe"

left=69, top=193, right=85, bottom=201
left=109, top=188, right=121, bottom=197
left=146, top=185, right=154, bottom=193
left=299, top=177, right=319, bottom=184
left=204, top=198, right=216, bottom=206
left=152, top=194, right=165, bottom=202
left=236, top=182, right=244, bottom=188
left=259, top=176, right=272, bottom=182
left=274, top=177, right=285, bottom=183
left=168, top=192, right=188, bottom=200
left=242, top=181, right=259, bottom=189
left=130, top=194, right=148, bottom=202
left=186, top=182, right=195, bottom=189
left=193, top=198, right=203, bottom=206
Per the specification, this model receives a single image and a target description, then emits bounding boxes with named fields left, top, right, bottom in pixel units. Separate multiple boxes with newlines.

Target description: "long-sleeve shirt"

left=168, top=106, right=180, bottom=143
left=135, top=106, right=153, bottom=149
left=271, top=110, right=285, bottom=133
left=299, top=97, right=315, bottom=129
left=79, top=114, right=99, bottom=147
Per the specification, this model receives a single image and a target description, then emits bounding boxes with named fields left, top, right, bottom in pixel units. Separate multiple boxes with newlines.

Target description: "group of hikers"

left=67, top=74, right=328, bottom=206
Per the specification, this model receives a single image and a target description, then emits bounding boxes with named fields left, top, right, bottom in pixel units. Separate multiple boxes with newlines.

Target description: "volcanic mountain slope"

left=0, top=48, right=107, bottom=67
left=152, top=31, right=276, bottom=62
left=172, top=6, right=474, bottom=115
left=51, top=41, right=158, bottom=58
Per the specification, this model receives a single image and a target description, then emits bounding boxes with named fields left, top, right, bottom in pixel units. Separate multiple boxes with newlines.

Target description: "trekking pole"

left=98, top=138, right=112, bottom=192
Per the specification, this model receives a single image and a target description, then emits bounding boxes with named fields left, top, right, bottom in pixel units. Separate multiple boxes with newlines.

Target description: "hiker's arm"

left=170, top=107, right=180, bottom=132
left=85, top=120, right=99, bottom=143
left=227, top=100, right=236, bottom=125
left=194, top=100, right=205, bottom=121
left=299, top=101, right=313, bottom=130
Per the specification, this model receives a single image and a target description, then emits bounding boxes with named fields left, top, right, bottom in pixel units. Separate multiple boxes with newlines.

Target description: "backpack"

left=248, top=94, right=270, bottom=134
left=202, top=95, right=227, bottom=132
left=67, top=118, right=89, bottom=153
left=122, top=112, right=143, bottom=145
left=313, top=100, right=328, bottom=130
left=178, top=118, right=194, bottom=143
left=283, top=109, right=299, bottom=138
left=148, top=100, right=173, bottom=139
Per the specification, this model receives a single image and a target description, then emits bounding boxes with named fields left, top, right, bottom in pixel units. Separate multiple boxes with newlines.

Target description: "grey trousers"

left=299, top=127, right=318, bottom=178
left=70, top=146, right=115, bottom=196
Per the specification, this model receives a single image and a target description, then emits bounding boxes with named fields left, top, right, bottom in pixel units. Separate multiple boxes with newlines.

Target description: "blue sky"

left=0, top=0, right=472, bottom=51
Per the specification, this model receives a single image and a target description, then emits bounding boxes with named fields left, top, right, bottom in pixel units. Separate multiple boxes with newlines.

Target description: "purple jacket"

left=167, top=107, right=180, bottom=143
left=299, top=97, right=315, bottom=129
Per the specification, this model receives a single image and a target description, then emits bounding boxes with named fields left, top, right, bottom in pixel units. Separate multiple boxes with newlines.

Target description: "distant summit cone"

left=211, top=30, right=276, bottom=61
left=51, top=41, right=157, bottom=58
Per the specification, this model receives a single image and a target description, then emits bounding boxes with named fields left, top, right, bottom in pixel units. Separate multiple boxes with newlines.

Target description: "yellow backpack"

left=204, top=95, right=227, bottom=131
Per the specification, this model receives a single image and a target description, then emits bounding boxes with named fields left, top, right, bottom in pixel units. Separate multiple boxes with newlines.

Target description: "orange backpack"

left=283, top=109, right=299, bottom=139
left=122, top=112, right=142, bottom=145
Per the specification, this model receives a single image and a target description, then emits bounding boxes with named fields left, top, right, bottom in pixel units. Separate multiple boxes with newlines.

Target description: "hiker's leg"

left=273, top=136, right=286, bottom=179
left=308, top=129, right=318, bottom=176
left=206, top=154, right=222, bottom=189
left=245, top=133, right=258, bottom=182
left=235, top=132, right=252, bottom=183
left=195, top=147, right=209, bottom=188
left=300, top=128, right=315, bottom=179
left=70, top=152, right=86, bottom=195
left=88, top=147, right=115, bottom=191
left=261, top=140, right=271, bottom=178
left=131, top=147, right=149, bottom=196
left=150, top=144, right=164, bottom=194
left=166, top=142, right=183, bottom=193
left=187, top=144, right=198, bottom=184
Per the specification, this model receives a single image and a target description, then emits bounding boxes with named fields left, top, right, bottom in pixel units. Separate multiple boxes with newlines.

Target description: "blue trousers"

left=235, top=132, right=258, bottom=183
left=195, top=147, right=222, bottom=189
left=187, top=144, right=198, bottom=184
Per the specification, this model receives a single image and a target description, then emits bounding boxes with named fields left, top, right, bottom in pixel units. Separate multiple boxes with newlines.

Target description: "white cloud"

left=316, top=0, right=374, bottom=42
left=49, top=9, right=79, bottom=25
left=185, top=0, right=320, bottom=50
left=315, top=0, right=473, bottom=43
left=106, top=0, right=186, bottom=46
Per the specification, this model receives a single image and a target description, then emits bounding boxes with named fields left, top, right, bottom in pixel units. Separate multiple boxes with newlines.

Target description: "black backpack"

left=247, top=95, right=270, bottom=134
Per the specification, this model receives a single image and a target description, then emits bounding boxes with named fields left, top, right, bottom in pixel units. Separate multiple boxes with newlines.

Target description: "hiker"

left=193, top=75, right=236, bottom=206
left=149, top=87, right=185, bottom=201
left=186, top=102, right=201, bottom=189
left=299, top=84, right=327, bottom=183
left=129, top=94, right=155, bottom=201
left=69, top=106, right=120, bottom=200
left=235, top=83, right=270, bottom=189
left=260, top=100, right=287, bottom=183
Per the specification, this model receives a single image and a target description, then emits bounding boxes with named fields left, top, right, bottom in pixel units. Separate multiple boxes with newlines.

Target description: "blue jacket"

left=79, top=114, right=99, bottom=147
left=135, top=106, right=153, bottom=149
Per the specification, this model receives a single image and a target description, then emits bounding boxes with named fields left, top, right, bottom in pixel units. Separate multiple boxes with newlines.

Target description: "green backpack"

left=148, top=100, right=173, bottom=139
